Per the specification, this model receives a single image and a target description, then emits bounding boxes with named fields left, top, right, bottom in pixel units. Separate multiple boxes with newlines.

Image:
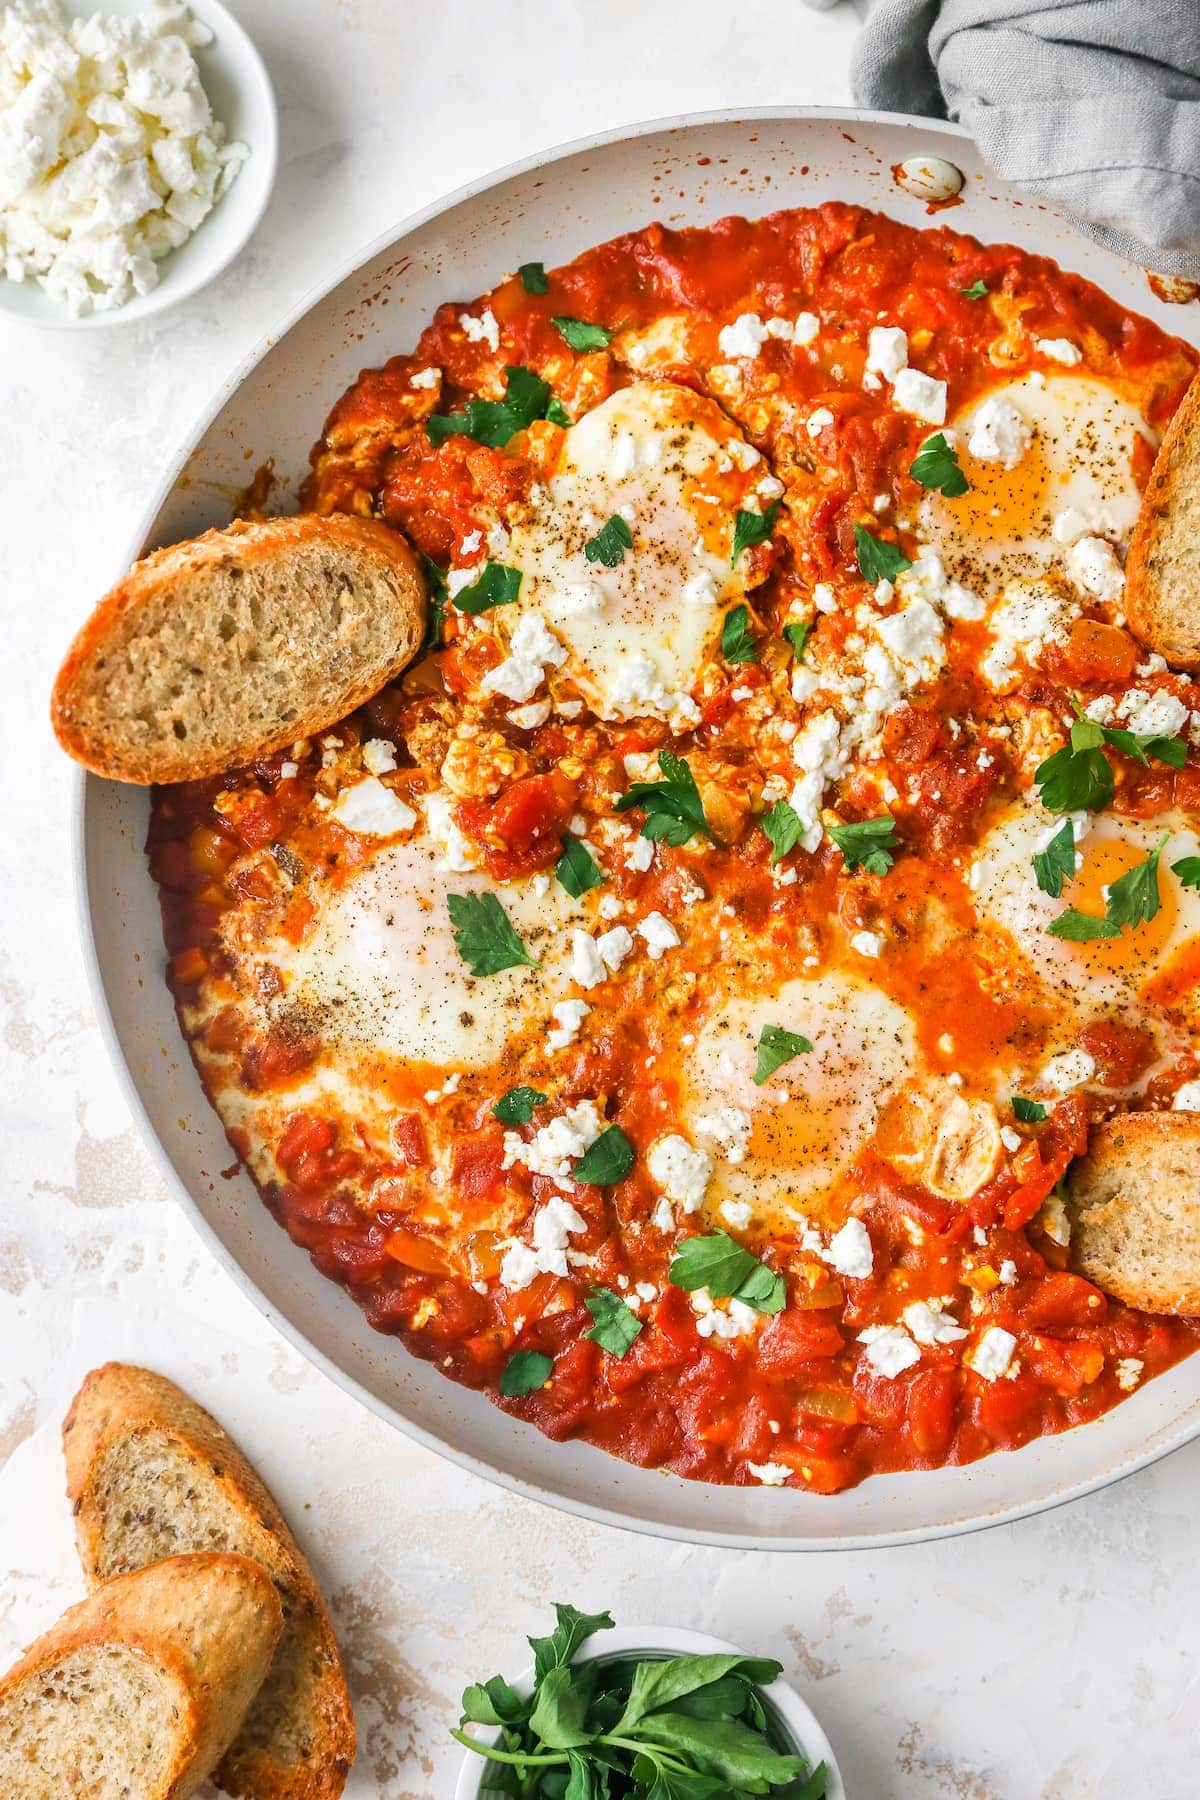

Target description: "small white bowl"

left=453, top=1624, right=844, bottom=1799
left=0, top=0, right=277, bottom=330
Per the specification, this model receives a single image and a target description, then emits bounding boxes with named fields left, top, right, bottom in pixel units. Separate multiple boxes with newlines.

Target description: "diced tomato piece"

left=758, top=1308, right=845, bottom=1377
left=1019, top=1270, right=1108, bottom=1330
left=1061, top=619, right=1139, bottom=682
left=905, top=1369, right=957, bottom=1461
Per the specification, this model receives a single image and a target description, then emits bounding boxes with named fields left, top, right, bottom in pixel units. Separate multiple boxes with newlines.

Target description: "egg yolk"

left=1063, top=837, right=1179, bottom=978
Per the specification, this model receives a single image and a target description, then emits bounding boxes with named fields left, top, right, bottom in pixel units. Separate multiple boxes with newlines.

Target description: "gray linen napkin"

left=849, top=0, right=1200, bottom=278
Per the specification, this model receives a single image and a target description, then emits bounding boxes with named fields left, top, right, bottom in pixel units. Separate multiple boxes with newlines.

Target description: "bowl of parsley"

left=453, top=1603, right=842, bottom=1799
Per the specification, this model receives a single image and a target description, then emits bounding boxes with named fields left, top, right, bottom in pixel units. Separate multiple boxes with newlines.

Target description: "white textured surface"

left=1, top=3, right=1198, bottom=1795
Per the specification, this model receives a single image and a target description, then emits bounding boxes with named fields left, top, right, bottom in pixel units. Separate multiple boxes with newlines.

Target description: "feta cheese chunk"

left=361, top=737, right=398, bottom=775
left=902, top=1300, right=968, bottom=1346
left=966, top=1325, right=1017, bottom=1382
left=500, top=1194, right=588, bottom=1289
left=330, top=777, right=416, bottom=836
left=637, top=911, right=681, bottom=959
left=1115, top=1357, right=1144, bottom=1391
left=1117, top=687, right=1189, bottom=740
left=967, top=394, right=1031, bottom=468
left=481, top=613, right=568, bottom=703
left=1035, top=337, right=1082, bottom=366
left=858, top=1324, right=922, bottom=1378
left=546, top=999, right=590, bottom=1052
left=892, top=367, right=948, bottom=425
left=1065, top=535, right=1124, bottom=603
left=827, top=1217, right=873, bottom=1278
left=647, top=1134, right=712, bottom=1211
left=865, top=325, right=908, bottom=383
left=503, top=1100, right=604, bottom=1179
left=461, top=307, right=500, bottom=350
left=718, top=312, right=768, bottom=359
left=746, top=1460, right=792, bottom=1486
left=695, top=1107, right=752, bottom=1164
left=1041, top=1049, right=1096, bottom=1092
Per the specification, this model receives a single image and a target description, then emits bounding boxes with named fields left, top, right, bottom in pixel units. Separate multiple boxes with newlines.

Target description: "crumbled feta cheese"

left=361, top=738, right=398, bottom=776
left=637, top=911, right=681, bottom=958
left=865, top=325, right=908, bottom=383
left=507, top=700, right=552, bottom=729
left=330, top=777, right=416, bottom=836
left=1172, top=1079, right=1200, bottom=1111
left=624, top=835, right=655, bottom=873
left=695, top=1107, right=752, bottom=1164
left=651, top=1195, right=675, bottom=1232
left=747, top=1460, right=791, bottom=1486
left=1084, top=695, right=1117, bottom=724
left=423, top=791, right=477, bottom=872
left=1035, top=337, right=1082, bottom=365
left=849, top=929, right=884, bottom=958
left=683, top=568, right=720, bottom=607
left=812, top=582, right=837, bottom=614
left=720, top=1199, right=754, bottom=1230
left=607, top=651, right=700, bottom=727
left=504, top=1101, right=604, bottom=1179
left=718, top=312, right=768, bottom=358
left=647, top=1134, right=711, bottom=1211
left=875, top=599, right=945, bottom=671
left=461, top=307, right=500, bottom=350
left=1039, top=1191, right=1071, bottom=1247
left=500, top=1194, right=588, bottom=1289
left=792, top=311, right=820, bottom=345
left=966, top=1325, right=1017, bottom=1381
left=558, top=581, right=604, bottom=616
left=892, top=367, right=948, bottom=425
left=1041, top=1049, right=1096, bottom=1091
left=546, top=999, right=590, bottom=1052
left=691, top=1288, right=761, bottom=1339
left=806, top=406, right=835, bottom=438
left=859, top=1324, right=921, bottom=1378
left=1000, top=1125, right=1022, bottom=1153
left=481, top=612, right=568, bottom=703
left=569, top=928, right=608, bottom=990
left=410, top=366, right=440, bottom=389
left=827, top=1217, right=873, bottom=1278
left=967, top=394, right=1031, bottom=468
left=595, top=926, right=634, bottom=973
left=1066, top=535, right=1124, bottom=603
left=1115, top=1357, right=1144, bottom=1391
left=903, top=1300, right=968, bottom=1345
left=998, top=1259, right=1019, bottom=1286
left=1117, top=687, right=1189, bottom=739
left=982, top=578, right=1079, bottom=688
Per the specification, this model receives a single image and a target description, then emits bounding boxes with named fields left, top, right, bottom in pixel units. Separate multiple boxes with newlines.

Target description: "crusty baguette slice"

left=0, top=1552, right=282, bottom=1800
left=1125, top=373, right=1200, bottom=669
left=1067, top=1112, right=1200, bottom=1315
left=63, top=1364, right=355, bottom=1800
left=51, top=512, right=426, bottom=784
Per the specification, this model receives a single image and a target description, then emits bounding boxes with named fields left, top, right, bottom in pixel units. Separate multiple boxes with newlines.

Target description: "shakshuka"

left=148, top=202, right=1200, bottom=1493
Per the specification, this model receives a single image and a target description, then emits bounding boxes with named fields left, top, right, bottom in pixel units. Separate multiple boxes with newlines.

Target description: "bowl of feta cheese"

left=0, top=0, right=276, bottom=325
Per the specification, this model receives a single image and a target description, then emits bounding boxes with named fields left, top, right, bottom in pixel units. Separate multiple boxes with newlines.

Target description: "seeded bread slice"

left=1125, top=373, right=1200, bottom=669
left=0, top=1553, right=282, bottom=1800
left=51, top=512, right=426, bottom=784
left=63, top=1364, right=355, bottom=1800
left=1067, top=1112, right=1200, bottom=1315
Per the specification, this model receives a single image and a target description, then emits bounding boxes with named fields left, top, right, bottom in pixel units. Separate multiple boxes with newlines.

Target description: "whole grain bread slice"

left=0, top=1552, right=282, bottom=1800
left=51, top=512, right=426, bottom=784
left=63, top=1364, right=355, bottom=1800
left=1125, top=373, right=1200, bottom=669
left=1067, top=1111, right=1200, bottom=1315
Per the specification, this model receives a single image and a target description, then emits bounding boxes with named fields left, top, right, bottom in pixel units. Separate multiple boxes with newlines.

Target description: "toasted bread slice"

left=1067, top=1112, right=1200, bottom=1315
left=1125, top=373, right=1200, bottom=669
left=0, top=1552, right=282, bottom=1800
left=51, top=512, right=426, bottom=784
left=63, top=1364, right=355, bottom=1800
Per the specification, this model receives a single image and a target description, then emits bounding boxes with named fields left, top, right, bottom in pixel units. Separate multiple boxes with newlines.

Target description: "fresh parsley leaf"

left=518, top=260, right=549, bottom=294
left=1035, top=720, right=1114, bottom=814
left=1048, top=833, right=1168, bottom=941
left=854, top=524, right=912, bottom=583
left=731, top=501, right=781, bottom=565
left=452, top=561, right=522, bottom=614
left=1101, top=726, right=1187, bottom=770
left=1032, top=818, right=1075, bottom=898
left=1013, top=1096, right=1048, bottom=1123
left=754, top=1024, right=812, bottom=1085
left=1173, top=855, right=1200, bottom=890
left=428, top=364, right=552, bottom=448
left=529, top=1665, right=595, bottom=1750
left=556, top=833, right=603, bottom=898
left=546, top=395, right=572, bottom=426
left=552, top=315, right=612, bottom=352
left=627, top=1712, right=805, bottom=1790
left=573, top=1125, right=634, bottom=1186
left=668, top=1231, right=785, bottom=1313
left=460, top=1673, right=529, bottom=1728
left=499, top=1349, right=552, bottom=1396
left=720, top=603, right=757, bottom=664
left=419, top=554, right=447, bottom=654
left=910, top=431, right=969, bottom=497
left=960, top=279, right=988, bottom=299
left=615, top=1656, right=784, bottom=1733
left=529, top=1604, right=616, bottom=1683
left=761, top=799, right=801, bottom=865
left=615, top=751, right=713, bottom=846
left=783, top=620, right=811, bottom=658
left=447, top=891, right=538, bottom=975
left=493, top=1086, right=547, bottom=1127
left=584, top=1287, right=644, bottom=1356
left=828, top=814, right=899, bottom=875
left=584, top=514, right=632, bottom=567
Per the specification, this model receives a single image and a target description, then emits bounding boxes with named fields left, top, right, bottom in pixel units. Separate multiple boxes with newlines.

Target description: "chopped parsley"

left=754, top=1024, right=812, bottom=1085
left=784, top=619, right=812, bottom=659
left=828, top=815, right=899, bottom=875
left=960, top=279, right=989, bottom=299
left=583, top=514, right=632, bottom=567
left=546, top=395, right=572, bottom=426
left=615, top=750, right=713, bottom=846
left=555, top=832, right=603, bottom=898
left=551, top=315, right=612, bottom=352
left=669, top=1231, right=786, bottom=1314
left=731, top=501, right=781, bottom=565
left=761, top=799, right=801, bottom=865
left=721, top=603, right=757, bottom=664
left=1173, top=855, right=1200, bottom=890
left=451, top=561, right=522, bottom=614
left=518, top=260, right=548, bottom=294
left=1012, top=1096, right=1048, bottom=1123
left=447, top=891, right=538, bottom=976
left=854, top=524, right=912, bottom=583
left=1101, top=726, right=1187, bottom=770
left=418, top=554, right=447, bottom=654
left=1048, top=833, right=1168, bottom=941
left=498, top=1350, right=553, bottom=1396
left=1036, top=714, right=1187, bottom=814
left=573, top=1124, right=634, bottom=1186
left=427, top=363, right=552, bottom=448
left=583, top=1287, right=644, bottom=1356
left=910, top=431, right=969, bottom=497
left=1032, top=819, right=1076, bottom=898
left=492, top=1086, right=547, bottom=1127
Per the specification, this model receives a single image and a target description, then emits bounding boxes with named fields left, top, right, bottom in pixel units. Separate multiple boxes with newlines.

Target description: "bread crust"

left=63, top=1363, right=355, bottom=1800
left=0, top=1553, right=282, bottom=1800
left=51, top=512, right=427, bottom=784
left=1125, top=373, right=1200, bottom=669
left=1067, top=1112, right=1200, bottom=1315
